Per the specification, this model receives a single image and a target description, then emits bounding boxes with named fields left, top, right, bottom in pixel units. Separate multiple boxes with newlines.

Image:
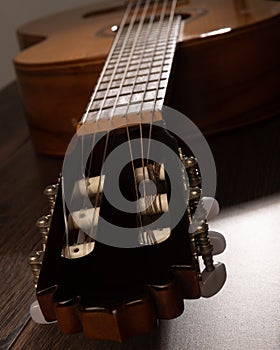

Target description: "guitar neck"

left=79, top=14, right=182, bottom=135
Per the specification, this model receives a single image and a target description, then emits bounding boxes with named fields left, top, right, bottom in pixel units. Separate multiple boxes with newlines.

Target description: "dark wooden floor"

left=0, top=82, right=279, bottom=349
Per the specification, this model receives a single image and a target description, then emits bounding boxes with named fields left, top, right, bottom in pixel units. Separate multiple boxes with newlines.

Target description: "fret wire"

left=94, top=3, right=143, bottom=125
left=96, top=82, right=166, bottom=96
left=101, top=69, right=169, bottom=83
left=113, top=43, right=175, bottom=54
left=84, top=2, right=176, bottom=123
left=93, top=87, right=166, bottom=107
left=102, top=39, right=170, bottom=93
left=103, top=66, right=170, bottom=78
left=112, top=38, right=176, bottom=51
left=105, top=61, right=172, bottom=75
left=95, top=86, right=165, bottom=101
left=90, top=94, right=165, bottom=113
left=108, top=0, right=154, bottom=119
left=107, top=56, right=173, bottom=70
left=109, top=50, right=174, bottom=62
left=95, top=78, right=168, bottom=102
left=131, top=0, right=170, bottom=119
left=81, top=3, right=133, bottom=124
left=112, top=41, right=175, bottom=54
left=109, top=48, right=174, bottom=63
left=97, top=74, right=169, bottom=100
left=95, top=82, right=167, bottom=101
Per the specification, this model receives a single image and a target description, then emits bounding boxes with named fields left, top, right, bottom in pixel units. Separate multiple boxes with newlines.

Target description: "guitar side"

left=14, top=0, right=280, bottom=155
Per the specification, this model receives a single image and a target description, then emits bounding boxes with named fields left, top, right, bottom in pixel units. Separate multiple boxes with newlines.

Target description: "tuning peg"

left=44, top=184, right=58, bottom=210
left=208, top=231, right=226, bottom=255
left=30, top=300, right=56, bottom=324
left=200, top=262, right=226, bottom=298
left=36, top=214, right=51, bottom=250
left=183, top=156, right=197, bottom=169
left=29, top=250, right=44, bottom=287
left=202, top=197, right=220, bottom=221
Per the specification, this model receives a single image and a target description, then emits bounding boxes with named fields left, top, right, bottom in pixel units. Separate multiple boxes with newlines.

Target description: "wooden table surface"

left=0, top=82, right=279, bottom=349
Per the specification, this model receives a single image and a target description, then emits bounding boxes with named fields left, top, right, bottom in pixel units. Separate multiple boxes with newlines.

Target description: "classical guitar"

left=26, top=0, right=229, bottom=342
left=24, top=0, right=280, bottom=343
left=14, top=0, right=280, bottom=156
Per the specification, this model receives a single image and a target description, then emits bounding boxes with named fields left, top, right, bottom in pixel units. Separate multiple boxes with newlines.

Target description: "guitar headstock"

left=29, top=122, right=226, bottom=341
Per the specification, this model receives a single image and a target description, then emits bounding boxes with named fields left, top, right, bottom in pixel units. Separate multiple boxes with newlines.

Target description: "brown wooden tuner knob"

left=208, top=231, right=226, bottom=255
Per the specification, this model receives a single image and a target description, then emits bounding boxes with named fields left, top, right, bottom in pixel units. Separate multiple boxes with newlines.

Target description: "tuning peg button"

left=30, top=301, right=56, bottom=324
left=200, top=262, right=226, bottom=298
left=202, top=197, right=220, bottom=221
left=208, top=231, right=226, bottom=255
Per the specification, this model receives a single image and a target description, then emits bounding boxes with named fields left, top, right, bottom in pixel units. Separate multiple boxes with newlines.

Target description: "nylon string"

left=69, top=0, right=179, bottom=247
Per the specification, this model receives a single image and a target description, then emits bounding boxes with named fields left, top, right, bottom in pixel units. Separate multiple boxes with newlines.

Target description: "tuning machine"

left=44, top=183, right=59, bottom=211
left=29, top=181, right=59, bottom=288
left=180, top=151, right=227, bottom=297
left=29, top=250, right=44, bottom=288
left=191, top=218, right=226, bottom=298
left=36, top=214, right=51, bottom=251
left=191, top=220, right=227, bottom=297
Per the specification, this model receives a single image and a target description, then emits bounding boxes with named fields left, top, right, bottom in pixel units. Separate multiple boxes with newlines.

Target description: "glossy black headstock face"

left=64, top=124, right=191, bottom=250
left=34, top=120, right=226, bottom=341
left=44, top=123, right=195, bottom=287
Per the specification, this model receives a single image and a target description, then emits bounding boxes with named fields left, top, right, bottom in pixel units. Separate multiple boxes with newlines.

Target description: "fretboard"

left=79, top=15, right=181, bottom=135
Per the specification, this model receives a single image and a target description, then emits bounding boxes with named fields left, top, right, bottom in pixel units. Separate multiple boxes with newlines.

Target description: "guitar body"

left=14, top=0, right=280, bottom=156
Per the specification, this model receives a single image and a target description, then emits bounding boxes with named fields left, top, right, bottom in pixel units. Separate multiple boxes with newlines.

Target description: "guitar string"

left=133, top=0, right=170, bottom=243
left=116, top=0, right=170, bottom=244
left=143, top=0, right=178, bottom=244
left=104, top=0, right=160, bottom=241
left=81, top=1, right=133, bottom=190
left=104, top=0, right=152, bottom=193
left=88, top=0, right=145, bottom=241
left=111, top=0, right=161, bottom=244
left=81, top=2, right=134, bottom=125
left=65, top=2, right=134, bottom=250
left=104, top=1, right=174, bottom=246
left=71, top=1, right=177, bottom=248
left=90, top=0, right=154, bottom=239
left=86, top=0, right=174, bottom=246
left=119, top=0, right=171, bottom=245
left=146, top=0, right=178, bottom=163
left=95, top=0, right=173, bottom=244
left=61, top=176, right=71, bottom=256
